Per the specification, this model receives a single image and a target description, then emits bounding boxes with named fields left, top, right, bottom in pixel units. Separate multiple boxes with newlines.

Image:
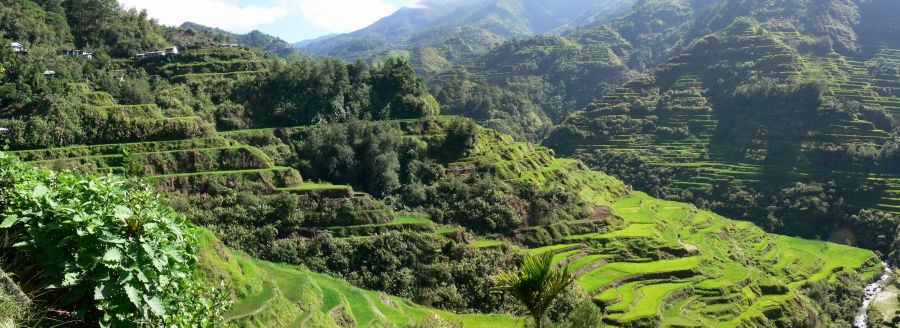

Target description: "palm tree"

left=493, top=252, right=575, bottom=328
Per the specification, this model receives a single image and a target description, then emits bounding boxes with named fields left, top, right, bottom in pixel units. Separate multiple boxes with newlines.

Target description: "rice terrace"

left=1, top=0, right=899, bottom=327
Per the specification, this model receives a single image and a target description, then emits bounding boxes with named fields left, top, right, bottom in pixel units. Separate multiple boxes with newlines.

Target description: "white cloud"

left=404, top=0, right=428, bottom=9
left=118, top=0, right=289, bottom=33
left=293, top=0, right=397, bottom=32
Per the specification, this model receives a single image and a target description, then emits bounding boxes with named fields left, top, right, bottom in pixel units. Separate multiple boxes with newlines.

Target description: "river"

left=855, top=262, right=891, bottom=328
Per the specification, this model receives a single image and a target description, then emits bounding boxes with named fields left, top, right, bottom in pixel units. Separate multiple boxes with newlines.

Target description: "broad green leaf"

left=124, top=285, right=142, bottom=307
left=145, top=296, right=165, bottom=315
left=32, top=184, right=49, bottom=198
left=137, top=271, right=148, bottom=283
left=103, top=248, right=123, bottom=262
left=62, top=272, right=80, bottom=287
left=94, top=284, right=111, bottom=300
left=0, top=215, right=19, bottom=228
left=113, top=205, right=132, bottom=220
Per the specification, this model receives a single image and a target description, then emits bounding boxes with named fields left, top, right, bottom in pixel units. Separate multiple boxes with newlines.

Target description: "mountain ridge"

left=300, top=0, right=636, bottom=62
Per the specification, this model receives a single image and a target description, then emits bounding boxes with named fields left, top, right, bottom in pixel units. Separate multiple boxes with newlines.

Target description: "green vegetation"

left=493, top=253, right=575, bottom=328
left=300, top=0, right=634, bottom=70
left=194, top=229, right=520, bottom=328
left=545, top=16, right=900, bottom=266
left=3, top=1, right=898, bottom=326
left=548, top=191, right=879, bottom=326
left=179, top=22, right=301, bottom=57
left=0, top=153, right=227, bottom=326
left=0, top=283, right=28, bottom=327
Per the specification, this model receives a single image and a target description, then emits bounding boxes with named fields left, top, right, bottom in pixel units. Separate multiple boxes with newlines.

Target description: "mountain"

left=1, top=0, right=898, bottom=327
left=544, top=6, right=900, bottom=261
left=432, top=0, right=900, bottom=141
left=292, top=33, right=338, bottom=48
left=301, top=0, right=636, bottom=65
left=179, top=22, right=300, bottom=56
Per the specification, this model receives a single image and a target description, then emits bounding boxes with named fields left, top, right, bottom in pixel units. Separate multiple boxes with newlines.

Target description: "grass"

left=564, top=223, right=655, bottom=240
left=776, top=235, right=875, bottom=283
left=149, top=166, right=294, bottom=178
left=617, top=282, right=690, bottom=321
left=196, top=229, right=521, bottom=327
left=0, top=287, right=28, bottom=326
left=538, top=191, right=880, bottom=326
left=577, top=257, right=702, bottom=293
left=694, top=263, right=749, bottom=290
left=393, top=216, right=433, bottom=225
left=278, top=182, right=350, bottom=191
left=14, top=105, right=885, bottom=327
left=870, top=277, right=900, bottom=324
left=472, top=239, right=505, bottom=248
left=567, top=254, right=611, bottom=272
left=528, top=243, right=580, bottom=255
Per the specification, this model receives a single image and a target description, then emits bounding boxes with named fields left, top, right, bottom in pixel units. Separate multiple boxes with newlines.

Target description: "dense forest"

left=2, top=0, right=900, bottom=327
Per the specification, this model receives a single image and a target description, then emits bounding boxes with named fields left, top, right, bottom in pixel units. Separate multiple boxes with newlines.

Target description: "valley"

left=1, top=0, right=899, bottom=327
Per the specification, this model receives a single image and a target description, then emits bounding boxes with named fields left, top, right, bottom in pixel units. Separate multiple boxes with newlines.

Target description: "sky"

left=118, top=0, right=418, bottom=43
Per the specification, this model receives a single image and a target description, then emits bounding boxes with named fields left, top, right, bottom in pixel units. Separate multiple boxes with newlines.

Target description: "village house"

left=59, top=49, right=94, bottom=59
left=135, top=46, right=179, bottom=59
left=10, top=42, right=26, bottom=54
left=43, top=70, right=55, bottom=79
left=109, top=69, right=126, bottom=82
left=218, top=43, right=239, bottom=49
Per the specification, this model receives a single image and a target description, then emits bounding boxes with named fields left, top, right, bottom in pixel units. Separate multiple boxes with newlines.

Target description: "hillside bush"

left=0, top=153, right=228, bottom=326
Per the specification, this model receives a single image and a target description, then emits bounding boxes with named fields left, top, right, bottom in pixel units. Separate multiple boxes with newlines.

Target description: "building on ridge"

left=11, top=42, right=26, bottom=54
left=59, top=50, right=94, bottom=59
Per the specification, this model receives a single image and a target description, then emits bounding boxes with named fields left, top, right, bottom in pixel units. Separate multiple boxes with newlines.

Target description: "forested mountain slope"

left=179, top=22, right=300, bottom=56
left=301, top=0, right=635, bottom=71
left=9, top=102, right=881, bottom=326
left=431, top=0, right=900, bottom=142
left=0, top=0, right=893, bottom=327
left=544, top=15, right=900, bottom=263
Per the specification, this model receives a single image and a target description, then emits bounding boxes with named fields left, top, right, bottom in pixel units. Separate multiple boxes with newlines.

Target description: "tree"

left=493, top=253, right=575, bottom=328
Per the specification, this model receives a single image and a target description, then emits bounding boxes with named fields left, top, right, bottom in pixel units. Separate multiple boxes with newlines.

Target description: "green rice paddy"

left=10, top=79, right=884, bottom=326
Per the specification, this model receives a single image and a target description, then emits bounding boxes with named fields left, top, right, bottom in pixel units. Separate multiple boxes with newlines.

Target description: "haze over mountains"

left=298, top=0, right=637, bottom=61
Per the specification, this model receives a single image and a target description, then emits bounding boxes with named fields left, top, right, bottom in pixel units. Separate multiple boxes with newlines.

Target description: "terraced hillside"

left=10, top=91, right=882, bottom=325
left=137, top=46, right=269, bottom=82
left=438, top=117, right=882, bottom=326
left=3, top=43, right=886, bottom=326
left=545, top=19, right=900, bottom=246
left=4, top=89, right=503, bottom=325
left=195, top=230, right=519, bottom=328
left=532, top=192, right=878, bottom=326
left=6, top=84, right=402, bottom=232
left=222, top=115, right=883, bottom=326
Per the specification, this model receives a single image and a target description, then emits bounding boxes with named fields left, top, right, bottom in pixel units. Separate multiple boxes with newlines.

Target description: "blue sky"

left=119, top=0, right=417, bottom=43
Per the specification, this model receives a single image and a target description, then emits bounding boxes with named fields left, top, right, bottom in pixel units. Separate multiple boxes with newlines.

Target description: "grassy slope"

left=194, top=229, right=521, bottom=328
left=17, top=110, right=882, bottom=326
left=545, top=21, right=900, bottom=221
left=9, top=58, right=884, bottom=326
left=456, top=123, right=880, bottom=326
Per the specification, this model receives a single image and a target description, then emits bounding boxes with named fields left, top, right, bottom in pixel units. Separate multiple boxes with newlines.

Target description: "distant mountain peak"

left=179, top=22, right=300, bottom=56
left=300, top=0, right=637, bottom=60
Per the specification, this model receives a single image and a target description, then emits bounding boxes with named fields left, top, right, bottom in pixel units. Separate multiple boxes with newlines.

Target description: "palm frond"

left=492, top=252, right=575, bottom=320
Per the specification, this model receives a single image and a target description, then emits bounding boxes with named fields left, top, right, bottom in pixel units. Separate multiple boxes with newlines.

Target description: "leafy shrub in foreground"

left=0, top=153, right=227, bottom=326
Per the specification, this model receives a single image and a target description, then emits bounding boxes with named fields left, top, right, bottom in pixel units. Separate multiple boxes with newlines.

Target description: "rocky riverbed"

left=855, top=262, right=891, bottom=328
